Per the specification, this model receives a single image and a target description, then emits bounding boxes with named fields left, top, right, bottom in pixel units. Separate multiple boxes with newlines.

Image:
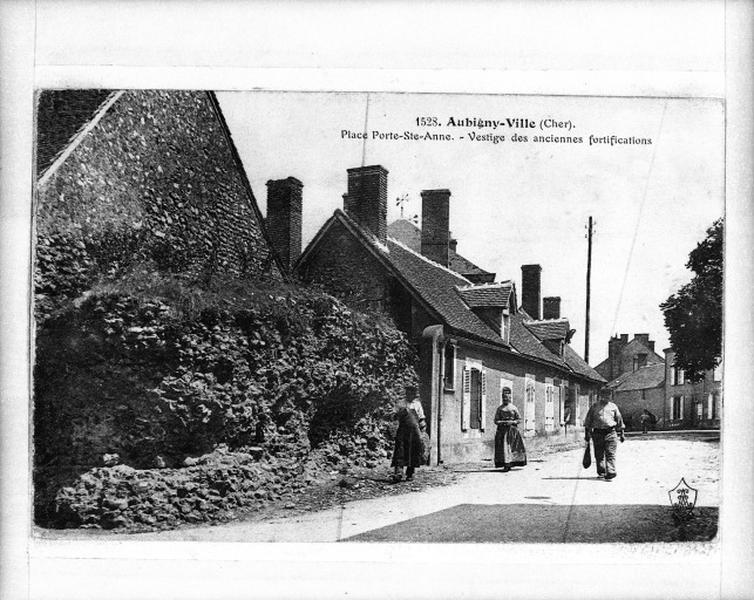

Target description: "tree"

left=660, top=218, right=723, bottom=382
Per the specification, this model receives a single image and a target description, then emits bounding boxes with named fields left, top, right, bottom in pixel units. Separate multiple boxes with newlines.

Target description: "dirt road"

left=123, top=431, right=719, bottom=543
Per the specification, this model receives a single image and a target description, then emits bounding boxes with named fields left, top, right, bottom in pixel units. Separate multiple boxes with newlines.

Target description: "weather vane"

left=395, top=194, right=418, bottom=223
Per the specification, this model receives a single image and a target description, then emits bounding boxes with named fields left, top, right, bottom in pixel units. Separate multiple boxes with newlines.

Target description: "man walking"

left=584, top=389, right=625, bottom=480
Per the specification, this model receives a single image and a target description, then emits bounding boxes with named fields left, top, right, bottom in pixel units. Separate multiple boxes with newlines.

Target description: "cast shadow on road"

left=541, top=476, right=604, bottom=481
left=342, top=503, right=718, bottom=543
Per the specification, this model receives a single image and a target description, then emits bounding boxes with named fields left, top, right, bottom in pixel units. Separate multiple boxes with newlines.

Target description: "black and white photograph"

left=2, top=2, right=753, bottom=599
left=32, top=89, right=722, bottom=543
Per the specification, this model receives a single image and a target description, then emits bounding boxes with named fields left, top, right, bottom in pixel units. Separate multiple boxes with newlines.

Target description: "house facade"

left=295, top=165, right=605, bottom=464
left=595, top=332, right=722, bottom=430
left=594, top=333, right=665, bottom=382
left=606, top=363, right=665, bottom=430
left=663, top=348, right=722, bottom=429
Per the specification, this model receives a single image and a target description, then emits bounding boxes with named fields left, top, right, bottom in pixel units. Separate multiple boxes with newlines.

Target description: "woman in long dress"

left=391, top=386, right=426, bottom=482
left=494, top=387, right=527, bottom=471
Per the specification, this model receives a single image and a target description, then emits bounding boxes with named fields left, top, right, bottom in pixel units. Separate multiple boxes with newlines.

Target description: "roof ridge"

left=456, top=280, right=511, bottom=290
left=525, top=316, right=569, bottom=323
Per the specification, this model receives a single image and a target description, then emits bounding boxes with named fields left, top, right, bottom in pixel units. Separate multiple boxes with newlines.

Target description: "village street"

left=124, top=431, right=719, bottom=544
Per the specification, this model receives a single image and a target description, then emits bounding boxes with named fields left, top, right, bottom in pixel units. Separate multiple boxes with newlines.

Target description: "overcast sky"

left=218, top=92, right=724, bottom=366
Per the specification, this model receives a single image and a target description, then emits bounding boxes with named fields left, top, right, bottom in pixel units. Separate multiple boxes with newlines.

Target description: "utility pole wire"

left=585, top=215, right=593, bottom=363
left=609, top=101, right=668, bottom=336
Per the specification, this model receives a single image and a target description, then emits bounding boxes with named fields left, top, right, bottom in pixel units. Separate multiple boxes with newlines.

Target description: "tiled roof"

left=509, top=312, right=568, bottom=369
left=306, top=212, right=602, bottom=383
left=384, top=238, right=507, bottom=345
left=387, top=219, right=421, bottom=250
left=563, top=344, right=607, bottom=383
left=449, top=253, right=492, bottom=278
left=606, top=363, right=664, bottom=391
left=524, top=318, right=570, bottom=341
left=456, top=282, right=513, bottom=308
left=36, top=90, right=115, bottom=176
left=388, top=218, right=494, bottom=279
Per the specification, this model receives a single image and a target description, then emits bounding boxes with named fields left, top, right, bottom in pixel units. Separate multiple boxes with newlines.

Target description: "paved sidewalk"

left=124, top=433, right=719, bottom=543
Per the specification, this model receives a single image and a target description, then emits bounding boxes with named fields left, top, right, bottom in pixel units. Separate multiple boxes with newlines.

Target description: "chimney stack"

left=608, top=334, right=629, bottom=380
left=521, top=264, right=542, bottom=320
left=543, top=296, right=561, bottom=320
left=420, top=189, right=451, bottom=267
left=266, top=177, right=303, bottom=273
left=343, top=165, right=388, bottom=244
left=449, top=236, right=458, bottom=253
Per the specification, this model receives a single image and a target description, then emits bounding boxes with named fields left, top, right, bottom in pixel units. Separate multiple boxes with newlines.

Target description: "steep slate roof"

left=456, top=281, right=513, bottom=308
left=509, top=311, right=568, bottom=369
left=302, top=210, right=603, bottom=383
left=388, top=218, right=494, bottom=280
left=524, top=318, right=570, bottom=341
left=606, top=363, right=664, bottom=391
left=36, top=90, right=116, bottom=176
left=563, top=345, right=607, bottom=383
left=385, top=239, right=506, bottom=345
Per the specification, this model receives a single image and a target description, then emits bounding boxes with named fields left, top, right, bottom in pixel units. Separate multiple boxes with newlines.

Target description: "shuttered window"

left=544, top=383, right=555, bottom=431
left=462, top=367, right=471, bottom=431
left=524, top=376, right=536, bottom=436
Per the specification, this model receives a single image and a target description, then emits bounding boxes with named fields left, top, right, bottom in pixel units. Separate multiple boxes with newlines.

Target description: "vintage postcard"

left=3, top=2, right=753, bottom=600
left=32, top=89, right=722, bottom=543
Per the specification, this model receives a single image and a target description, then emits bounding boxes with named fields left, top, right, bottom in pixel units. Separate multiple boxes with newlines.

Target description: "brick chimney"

left=521, top=264, right=542, bottom=320
left=343, top=165, right=388, bottom=244
left=608, top=334, right=629, bottom=380
left=543, top=296, right=561, bottom=320
left=266, top=177, right=303, bottom=273
left=420, top=189, right=451, bottom=267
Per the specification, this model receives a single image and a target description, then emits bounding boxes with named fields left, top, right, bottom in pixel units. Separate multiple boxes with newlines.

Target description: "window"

left=524, top=376, right=536, bottom=436
left=633, top=354, right=647, bottom=372
left=544, top=383, right=555, bottom=431
left=672, top=366, right=685, bottom=386
left=696, top=400, right=703, bottom=419
left=502, top=312, right=510, bottom=344
left=563, top=386, right=576, bottom=425
left=672, top=395, right=684, bottom=420
left=444, top=343, right=456, bottom=390
left=713, top=362, right=722, bottom=382
left=708, top=393, right=719, bottom=420
left=462, top=363, right=486, bottom=431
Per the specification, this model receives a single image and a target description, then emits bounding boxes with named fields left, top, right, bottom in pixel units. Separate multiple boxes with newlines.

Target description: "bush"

left=34, top=275, right=418, bottom=527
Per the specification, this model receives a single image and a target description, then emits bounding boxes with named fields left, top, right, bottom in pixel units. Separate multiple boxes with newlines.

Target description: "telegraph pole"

left=585, top=216, right=593, bottom=363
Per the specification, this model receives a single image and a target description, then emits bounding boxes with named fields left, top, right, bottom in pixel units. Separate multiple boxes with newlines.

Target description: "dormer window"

left=502, top=310, right=510, bottom=344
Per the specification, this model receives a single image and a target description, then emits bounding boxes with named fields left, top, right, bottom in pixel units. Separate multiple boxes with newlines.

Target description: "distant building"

left=663, top=348, right=722, bottom=429
left=596, top=331, right=721, bottom=430
left=293, top=165, right=605, bottom=463
left=606, top=363, right=665, bottom=430
left=594, top=333, right=665, bottom=382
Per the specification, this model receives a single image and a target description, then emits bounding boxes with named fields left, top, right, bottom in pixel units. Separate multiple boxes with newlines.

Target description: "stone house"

left=595, top=332, right=722, bottom=430
left=594, top=333, right=665, bottom=382
left=663, top=348, right=722, bottom=429
left=293, top=164, right=605, bottom=464
left=606, top=363, right=666, bottom=430
left=35, top=89, right=283, bottom=302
